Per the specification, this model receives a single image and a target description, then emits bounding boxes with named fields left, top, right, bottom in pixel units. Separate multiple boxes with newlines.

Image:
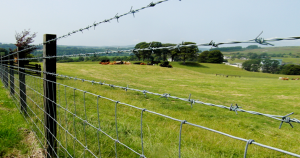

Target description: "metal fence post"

left=43, top=34, right=57, bottom=158
left=10, top=51, right=14, bottom=95
left=17, top=47, right=27, bottom=113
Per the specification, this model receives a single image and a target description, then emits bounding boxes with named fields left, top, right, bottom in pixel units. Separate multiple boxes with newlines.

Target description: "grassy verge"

left=0, top=82, right=31, bottom=157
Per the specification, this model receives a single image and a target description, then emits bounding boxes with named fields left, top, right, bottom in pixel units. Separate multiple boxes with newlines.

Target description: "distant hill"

left=0, top=43, right=134, bottom=56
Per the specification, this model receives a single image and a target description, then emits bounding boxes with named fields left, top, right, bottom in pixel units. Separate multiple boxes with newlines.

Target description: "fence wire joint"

left=160, top=93, right=170, bottom=99
left=143, top=90, right=148, bottom=97
left=279, top=112, right=294, bottom=129
left=230, top=104, right=241, bottom=115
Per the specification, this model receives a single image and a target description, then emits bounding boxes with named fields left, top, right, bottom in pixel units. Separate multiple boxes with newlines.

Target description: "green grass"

left=227, top=59, right=246, bottom=64
left=2, top=61, right=300, bottom=157
left=270, top=57, right=300, bottom=64
left=0, top=82, right=30, bottom=157
left=51, top=61, right=300, bottom=157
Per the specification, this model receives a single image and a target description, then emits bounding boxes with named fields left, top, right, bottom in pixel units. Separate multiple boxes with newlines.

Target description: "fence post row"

left=17, top=47, right=27, bottom=113
left=9, top=51, right=14, bottom=95
left=43, top=34, right=57, bottom=158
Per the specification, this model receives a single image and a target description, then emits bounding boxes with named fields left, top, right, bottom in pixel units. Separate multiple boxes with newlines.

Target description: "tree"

left=78, top=56, right=84, bottom=61
left=231, top=54, right=236, bottom=61
left=134, top=42, right=152, bottom=61
left=242, top=59, right=261, bottom=71
left=161, top=43, right=176, bottom=61
left=247, top=52, right=259, bottom=59
left=207, top=50, right=223, bottom=63
left=10, top=29, right=38, bottom=60
left=134, top=42, right=148, bottom=61
left=198, top=51, right=209, bottom=63
left=198, top=50, right=224, bottom=63
left=280, top=64, right=300, bottom=75
left=177, top=42, right=199, bottom=64
left=261, top=59, right=280, bottom=73
left=259, top=53, right=269, bottom=59
left=0, top=47, right=8, bottom=56
left=150, top=41, right=162, bottom=60
left=246, top=45, right=260, bottom=49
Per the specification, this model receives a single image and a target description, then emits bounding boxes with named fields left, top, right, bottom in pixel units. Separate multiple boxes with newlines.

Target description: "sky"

left=1, top=0, right=300, bottom=48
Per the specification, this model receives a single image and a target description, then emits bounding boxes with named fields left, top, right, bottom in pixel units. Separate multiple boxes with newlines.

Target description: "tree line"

left=242, top=59, right=300, bottom=75
left=56, top=55, right=139, bottom=63
left=134, top=41, right=199, bottom=64
left=210, top=45, right=261, bottom=52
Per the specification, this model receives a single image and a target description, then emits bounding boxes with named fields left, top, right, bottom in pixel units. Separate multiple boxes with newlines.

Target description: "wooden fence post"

left=10, top=52, right=14, bottom=95
left=43, top=34, right=57, bottom=157
left=17, top=47, right=27, bottom=113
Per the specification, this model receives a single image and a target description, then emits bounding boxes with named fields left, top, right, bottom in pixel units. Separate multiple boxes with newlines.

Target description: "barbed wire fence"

left=1, top=60, right=300, bottom=157
left=1, top=0, right=300, bottom=158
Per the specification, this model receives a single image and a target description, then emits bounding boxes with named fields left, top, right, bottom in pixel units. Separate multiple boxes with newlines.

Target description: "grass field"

left=2, top=61, right=300, bottom=157
left=52, top=61, right=300, bottom=157
left=270, top=57, right=300, bottom=64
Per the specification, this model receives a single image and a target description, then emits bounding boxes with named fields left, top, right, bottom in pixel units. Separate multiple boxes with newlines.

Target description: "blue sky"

left=1, top=0, right=300, bottom=47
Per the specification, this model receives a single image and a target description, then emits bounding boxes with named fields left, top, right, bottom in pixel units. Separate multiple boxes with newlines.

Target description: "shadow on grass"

left=179, top=62, right=208, bottom=68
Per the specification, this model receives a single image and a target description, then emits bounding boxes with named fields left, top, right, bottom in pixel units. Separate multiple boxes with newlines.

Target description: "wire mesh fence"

left=1, top=60, right=300, bottom=157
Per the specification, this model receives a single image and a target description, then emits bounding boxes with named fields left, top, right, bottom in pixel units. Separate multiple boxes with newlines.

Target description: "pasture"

left=44, top=61, right=300, bottom=157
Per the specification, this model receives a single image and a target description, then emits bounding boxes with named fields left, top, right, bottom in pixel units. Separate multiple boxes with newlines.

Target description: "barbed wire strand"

left=0, top=0, right=172, bottom=60
left=1, top=65, right=300, bottom=157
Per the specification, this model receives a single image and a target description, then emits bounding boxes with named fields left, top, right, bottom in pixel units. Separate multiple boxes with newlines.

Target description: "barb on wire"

left=160, top=93, right=171, bottom=99
left=278, top=112, right=294, bottom=129
left=229, top=104, right=241, bottom=115
left=251, top=31, right=274, bottom=46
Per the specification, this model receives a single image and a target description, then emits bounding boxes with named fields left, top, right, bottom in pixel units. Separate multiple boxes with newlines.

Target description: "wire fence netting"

left=1, top=61, right=300, bottom=157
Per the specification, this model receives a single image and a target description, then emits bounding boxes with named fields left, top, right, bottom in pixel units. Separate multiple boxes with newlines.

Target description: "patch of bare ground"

left=275, top=95, right=297, bottom=100
left=231, top=94, right=250, bottom=96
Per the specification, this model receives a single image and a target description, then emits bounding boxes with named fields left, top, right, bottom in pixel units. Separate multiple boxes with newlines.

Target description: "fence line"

left=4, top=63, right=299, bottom=130
left=1, top=63, right=300, bottom=157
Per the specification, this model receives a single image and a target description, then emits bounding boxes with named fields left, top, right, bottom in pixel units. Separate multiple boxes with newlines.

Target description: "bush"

left=242, top=59, right=261, bottom=71
left=198, top=50, right=223, bottom=63
left=280, top=64, right=300, bottom=75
